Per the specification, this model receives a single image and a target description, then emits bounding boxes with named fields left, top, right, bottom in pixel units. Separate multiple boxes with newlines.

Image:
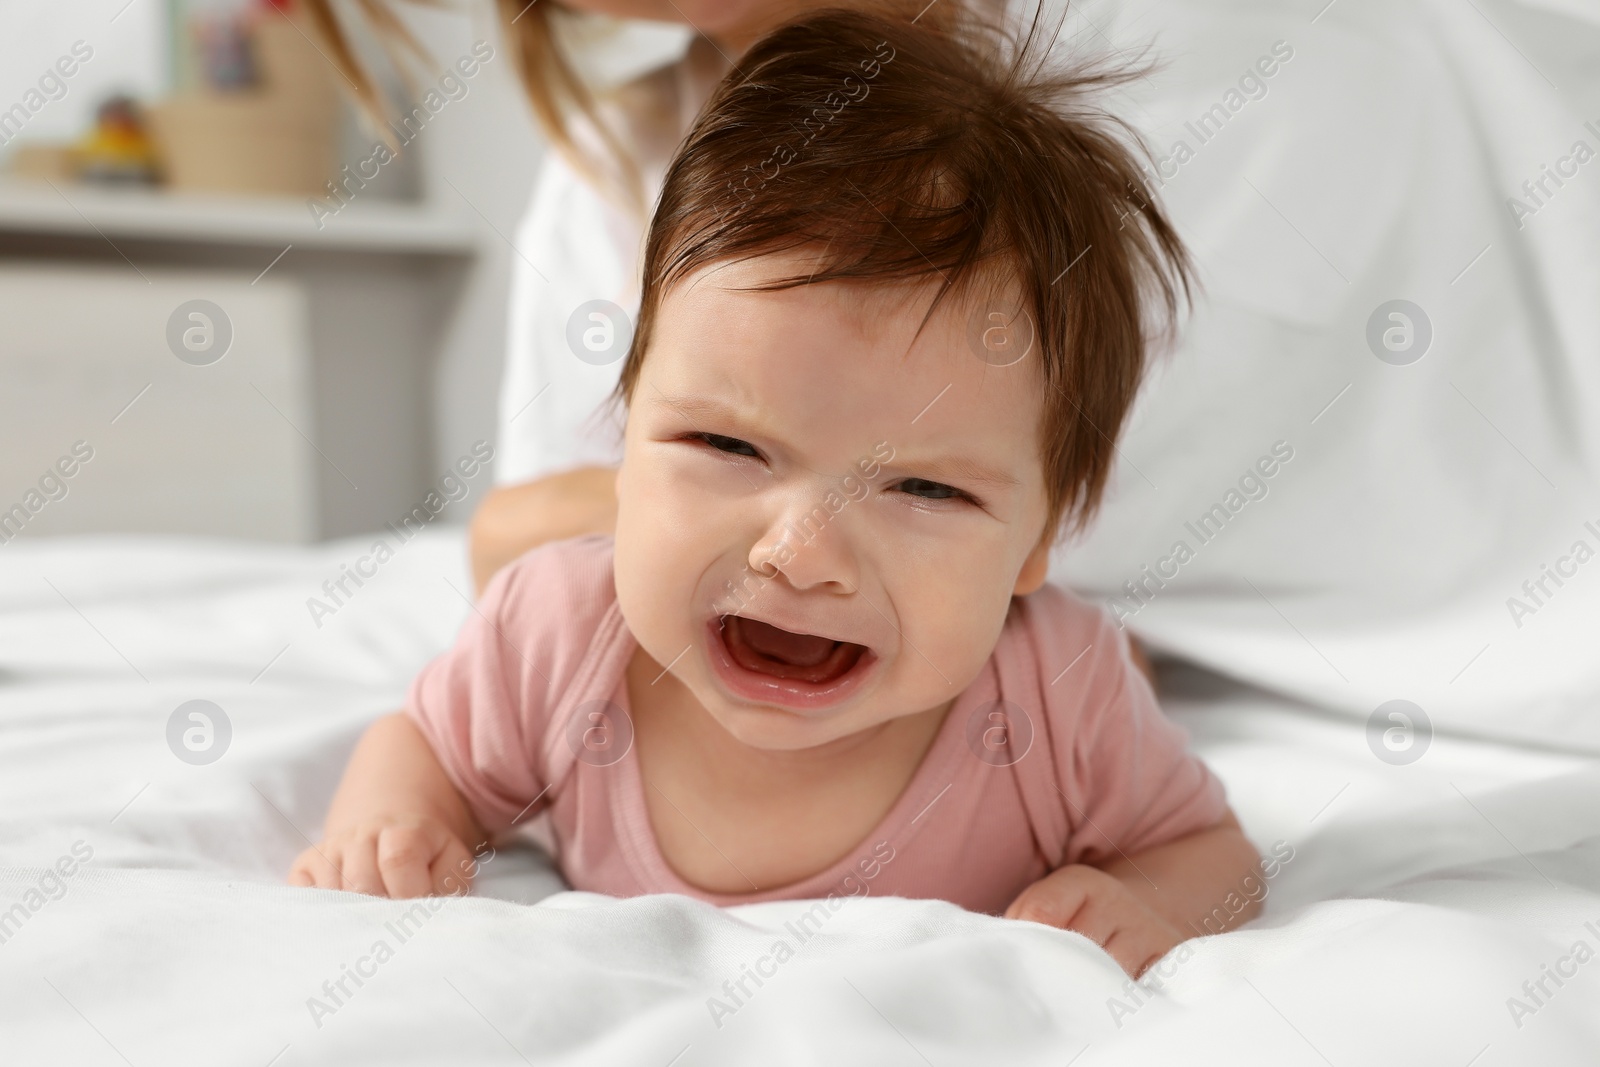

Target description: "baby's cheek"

left=893, top=580, right=1010, bottom=700
left=613, top=513, right=689, bottom=656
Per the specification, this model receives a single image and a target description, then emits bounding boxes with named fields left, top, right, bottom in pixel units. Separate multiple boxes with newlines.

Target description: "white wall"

left=0, top=0, right=169, bottom=153
left=2, top=0, right=544, bottom=532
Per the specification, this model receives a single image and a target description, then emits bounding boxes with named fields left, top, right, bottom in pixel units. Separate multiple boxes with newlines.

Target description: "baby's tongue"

left=736, top=617, right=836, bottom=667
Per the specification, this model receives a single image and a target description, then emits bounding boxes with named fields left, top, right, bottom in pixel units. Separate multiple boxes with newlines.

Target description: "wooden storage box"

left=150, top=16, right=340, bottom=197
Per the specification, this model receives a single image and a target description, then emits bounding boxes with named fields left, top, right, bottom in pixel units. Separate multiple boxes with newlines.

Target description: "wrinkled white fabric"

left=1, top=532, right=1597, bottom=1064
left=1054, top=0, right=1600, bottom=749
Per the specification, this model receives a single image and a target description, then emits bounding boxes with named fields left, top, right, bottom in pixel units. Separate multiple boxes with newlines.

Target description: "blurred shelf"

left=0, top=178, right=477, bottom=256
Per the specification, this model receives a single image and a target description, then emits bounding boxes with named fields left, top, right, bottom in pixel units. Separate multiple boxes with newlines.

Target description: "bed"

left=2, top=528, right=1597, bottom=1065
left=5, top=0, right=1600, bottom=1061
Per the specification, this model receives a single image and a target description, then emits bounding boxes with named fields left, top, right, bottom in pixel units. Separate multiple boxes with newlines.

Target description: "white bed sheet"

left=1, top=529, right=1598, bottom=1064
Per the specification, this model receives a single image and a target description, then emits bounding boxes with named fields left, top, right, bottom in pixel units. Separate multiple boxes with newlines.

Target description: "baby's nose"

left=748, top=497, right=860, bottom=595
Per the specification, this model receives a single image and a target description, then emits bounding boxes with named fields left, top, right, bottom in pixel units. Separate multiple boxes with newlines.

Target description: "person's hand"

left=288, top=813, right=478, bottom=899
left=1003, top=864, right=1185, bottom=977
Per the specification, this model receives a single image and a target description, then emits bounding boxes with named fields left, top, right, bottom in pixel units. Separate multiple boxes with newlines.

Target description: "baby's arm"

left=1004, top=810, right=1262, bottom=977
left=287, top=713, right=487, bottom=898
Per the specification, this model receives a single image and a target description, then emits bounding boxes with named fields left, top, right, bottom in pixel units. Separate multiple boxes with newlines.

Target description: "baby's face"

left=613, top=254, right=1052, bottom=751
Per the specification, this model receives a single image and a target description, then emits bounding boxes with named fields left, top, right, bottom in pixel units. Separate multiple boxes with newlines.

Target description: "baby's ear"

left=1012, top=533, right=1053, bottom=597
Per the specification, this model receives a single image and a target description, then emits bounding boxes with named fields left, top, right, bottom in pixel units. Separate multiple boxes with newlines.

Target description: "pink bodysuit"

left=405, top=534, right=1227, bottom=915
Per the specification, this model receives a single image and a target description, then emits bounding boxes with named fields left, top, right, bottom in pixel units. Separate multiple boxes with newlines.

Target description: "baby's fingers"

left=377, top=823, right=455, bottom=899
left=339, top=836, right=390, bottom=896
left=286, top=849, right=317, bottom=888
left=1103, top=922, right=1181, bottom=980
left=289, top=843, right=345, bottom=891
left=427, top=832, right=478, bottom=897
left=1004, top=872, right=1092, bottom=928
left=1059, top=900, right=1120, bottom=951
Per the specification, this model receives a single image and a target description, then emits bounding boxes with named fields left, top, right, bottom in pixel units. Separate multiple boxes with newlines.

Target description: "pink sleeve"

left=403, top=558, right=553, bottom=836
left=1049, top=607, right=1228, bottom=867
left=404, top=535, right=623, bottom=835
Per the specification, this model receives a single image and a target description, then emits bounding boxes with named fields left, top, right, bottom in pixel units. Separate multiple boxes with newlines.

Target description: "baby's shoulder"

left=1004, top=581, right=1120, bottom=650
left=481, top=533, right=622, bottom=679
left=492, top=531, right=616, bottom=596
left=994, top=581, right=1139, bottom=712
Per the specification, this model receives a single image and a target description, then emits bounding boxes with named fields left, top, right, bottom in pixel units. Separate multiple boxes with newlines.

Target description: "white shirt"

left=495, top=145, right=638, bottom=486
left=495, top=20, right=716, bottom=486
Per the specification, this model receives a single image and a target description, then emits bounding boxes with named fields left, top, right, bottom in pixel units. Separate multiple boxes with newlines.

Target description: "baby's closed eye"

left=683, top=431, right=762, bottom=459
left=892, top=478, right=972, bottom=503
left=680, top=431, right=975, bottom=506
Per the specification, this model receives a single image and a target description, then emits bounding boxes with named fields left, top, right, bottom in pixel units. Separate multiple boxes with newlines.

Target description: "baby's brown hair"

left=612, top=6, right=1193, bottom=542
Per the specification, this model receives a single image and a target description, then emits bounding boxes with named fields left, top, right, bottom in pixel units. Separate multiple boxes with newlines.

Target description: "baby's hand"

left=288, top=813, right=477, bottom=899
left=1003, top=864, right=1184, bottom=977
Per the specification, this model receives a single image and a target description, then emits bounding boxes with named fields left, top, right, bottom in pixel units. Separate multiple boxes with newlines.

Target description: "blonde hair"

left=298, top=0, right=642, bottom=205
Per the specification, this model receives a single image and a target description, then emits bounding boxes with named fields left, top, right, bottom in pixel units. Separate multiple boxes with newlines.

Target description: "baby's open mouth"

left=719, top=614, right=868, bottom=685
